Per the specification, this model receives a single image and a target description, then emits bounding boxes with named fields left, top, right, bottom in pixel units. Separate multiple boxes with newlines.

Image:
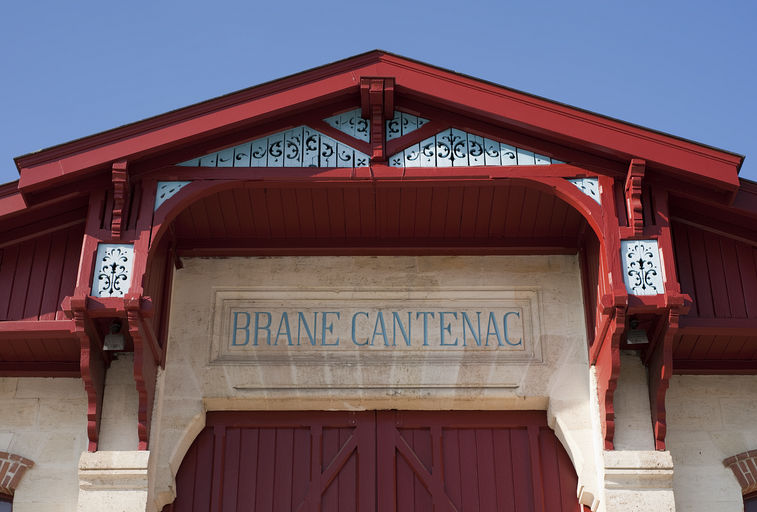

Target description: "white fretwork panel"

left=92, top=244, right=134, bottom=298
left=386, top=111, right=429, bottom=141
left=323, top=109, right=369, bottom=142
left=177, top=127, right=370, bottom=168
left=155, top=181, right=191, bottom=211
left=388, top=128, right=561, bottom=167
left=621, top=239, right=665, bottom=296
left=567, top=177, right=601, bottom=204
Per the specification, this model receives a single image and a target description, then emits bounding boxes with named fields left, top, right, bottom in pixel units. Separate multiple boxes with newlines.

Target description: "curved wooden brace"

left=69, top=298, right=105, bottom=452
left=126, top=295, right=158, bottom=451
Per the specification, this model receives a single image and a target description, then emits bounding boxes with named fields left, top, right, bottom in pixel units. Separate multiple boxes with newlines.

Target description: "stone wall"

left=0, top=377, right=87, bottom=511
left=666, top=375, right=757, bottom=511
left=148, top=255, right=605, bottom=510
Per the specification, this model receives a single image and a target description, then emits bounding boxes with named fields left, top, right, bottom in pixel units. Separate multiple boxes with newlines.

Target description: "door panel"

left=167, top=410, right=580, bottom=512
left=376, top=411, right=580, bottom=512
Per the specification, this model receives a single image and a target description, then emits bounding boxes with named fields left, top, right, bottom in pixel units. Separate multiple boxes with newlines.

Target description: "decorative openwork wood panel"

left=170, top=182, right=587, bottom=252
left=177, top=127, right=369, bottom=168
left=388, top=129, right=559, bottom=168
left=166, top=411, right=580, bottom=512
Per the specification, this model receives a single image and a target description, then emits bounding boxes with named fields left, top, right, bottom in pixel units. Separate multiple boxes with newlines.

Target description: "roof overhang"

left=13, top=50, right=744, bottom=201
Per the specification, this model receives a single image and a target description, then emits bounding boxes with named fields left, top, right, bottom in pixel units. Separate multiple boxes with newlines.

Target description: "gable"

left=10, top=50, right=742, bottom=200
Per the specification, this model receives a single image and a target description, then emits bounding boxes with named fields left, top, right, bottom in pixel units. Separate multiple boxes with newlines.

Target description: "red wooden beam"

left=624, top=159, right=645, bottom=235
left=360, top=77, right=394, bottom=162
left=111, top=161, right=129, bottom=239
left=0, top=320, right=76, bottom=339
left=678, top=317, right=757, bottom=336
left=174, top=236, right=580, bottom=257
left=673, top=360, right=757, bottom=374
left=0, top=362, right=79, bottom=377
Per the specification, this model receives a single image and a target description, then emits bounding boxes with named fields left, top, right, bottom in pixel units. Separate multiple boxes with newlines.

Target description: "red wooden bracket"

left=68, top=297, right=105, bottom=452
left=645, top=306, right=683, bottom=450
left=591, top=301, right=625, bottom=450
left=125, top=295, right=159, bottom=451
left=360, top=77, right=394, bottom=163
left=625, top=159, right=645, bottom=235
left=111, top=160, right=129, bottom=239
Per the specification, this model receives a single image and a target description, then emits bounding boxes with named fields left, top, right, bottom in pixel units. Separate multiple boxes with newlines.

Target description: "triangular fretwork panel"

left=386, top=111, right=429, bottom=140
left=323, top=109, right=369, bottom=142
left=388, top=128, right=561, bottom=167
left=177, top=126, right=370, bottom=168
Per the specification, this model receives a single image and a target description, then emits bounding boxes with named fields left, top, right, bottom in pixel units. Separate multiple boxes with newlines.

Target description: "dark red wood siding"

left=171, top=182, right=587, bottom=254
left=671, top=220, right=757, bottom=371
left=166, top=411, right=580, bottom=512
left=0, top=223, right=84, bottom=322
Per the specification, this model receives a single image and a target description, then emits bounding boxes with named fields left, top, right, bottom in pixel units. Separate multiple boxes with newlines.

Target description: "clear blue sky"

left=1, top=0, right=754, bottom=185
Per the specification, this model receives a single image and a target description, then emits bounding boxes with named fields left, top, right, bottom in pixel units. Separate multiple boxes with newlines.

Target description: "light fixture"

left=103, top=320, right=125, bottom=351
left=626, top=318, right=649, bottom=345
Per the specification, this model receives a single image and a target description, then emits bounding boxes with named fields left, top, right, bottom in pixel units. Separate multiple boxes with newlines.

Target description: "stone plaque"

left=210, top=288, right=542, bottom=365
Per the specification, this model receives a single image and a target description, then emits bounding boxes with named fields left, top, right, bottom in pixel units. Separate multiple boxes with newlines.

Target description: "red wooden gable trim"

left=13, top=51, right=742, bottom=197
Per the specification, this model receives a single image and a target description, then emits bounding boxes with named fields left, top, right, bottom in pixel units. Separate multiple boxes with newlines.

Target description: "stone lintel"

left=604, top=450, right=674, bottom=489
left=78, top=451, right=149, bottom=492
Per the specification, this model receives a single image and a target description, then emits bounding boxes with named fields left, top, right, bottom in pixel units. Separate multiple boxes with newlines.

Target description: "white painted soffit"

left=388, top=128, right=562, bottom=168
left=177, top=126, right=370, bottom=168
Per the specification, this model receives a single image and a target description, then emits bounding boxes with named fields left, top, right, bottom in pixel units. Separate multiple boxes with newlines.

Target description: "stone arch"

left=0, top=452, right=34, bottom=496
left=144, top=173, right=612, bottom=511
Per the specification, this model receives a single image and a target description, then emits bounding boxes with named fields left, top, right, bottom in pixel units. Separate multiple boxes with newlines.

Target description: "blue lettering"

left=275, top=312, right=293, bottom=346
left=253, top=311, right=272, bottom=346
left=232, top=311, right=250, bottom=346
left=486, top=311, right=504, bottom=346
left=371, top=311, right=389, bottom=346
left=321, top=312, right=340, bottom=346
left=351, top=312, right=370, bottom=346
left=439, top=312, right=458, bottom=346
left=297, top=311, right=318, bottom=346
left=503, top=311, right=522, bottom=346
left=462, top=311, right=482, bottom=346
left=416, top=312, right=435, bottom=346
left=392, top=312, right=412, bottom=346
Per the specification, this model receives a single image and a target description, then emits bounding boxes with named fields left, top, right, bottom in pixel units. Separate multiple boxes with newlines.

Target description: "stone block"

left=0, top=379, right=17, bottom=398
left=37, top=399, right=87, bottom=431
left=0, top=399, right=38, bottom=428
left=14, top=378, right=85, bottom=400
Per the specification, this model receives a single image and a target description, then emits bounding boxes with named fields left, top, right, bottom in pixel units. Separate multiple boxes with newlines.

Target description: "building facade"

left=0, top=51, right=755, bottom=511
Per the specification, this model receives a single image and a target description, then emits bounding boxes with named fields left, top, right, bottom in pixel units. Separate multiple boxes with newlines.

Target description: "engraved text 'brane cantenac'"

left=230, top=308, right=524, bottom=349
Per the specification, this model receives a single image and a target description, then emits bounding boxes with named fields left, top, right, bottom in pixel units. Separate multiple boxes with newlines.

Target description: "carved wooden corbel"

left=625, top=159, right=645, bottom=235
left=67, top=296, right=106, bottom=452
left=111, top=160, right=129, bottom=239
left=125, top=294, right=159, bottom=450
left=360, top=77, right=394, bottom=163
left=593, top=295, right=626, bottom=450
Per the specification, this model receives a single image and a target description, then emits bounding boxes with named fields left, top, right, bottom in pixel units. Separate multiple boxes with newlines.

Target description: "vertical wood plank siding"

left=0, top=223, right=84, bottom=321
left=171, top=183, right=586, bottom=245
left=672, top=221, right=757, bottom=321
left=166, top=411, right=580, bottom=512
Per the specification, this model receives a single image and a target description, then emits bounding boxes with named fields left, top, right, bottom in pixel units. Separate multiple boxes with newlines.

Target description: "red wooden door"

left=376, top=411, right=581, bottom=512
left=166, top=411, right=580, bottom=512
left=167, top=411, right=375, bottom=512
